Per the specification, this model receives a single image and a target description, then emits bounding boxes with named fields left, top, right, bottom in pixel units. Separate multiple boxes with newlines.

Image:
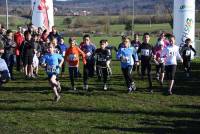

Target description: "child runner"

left=137, top=33, right=153, bottom=93
left=41, top=43, right=64, bottom=102
left=117, top=37, right=139, bottom=93
left=161, top=35, right=183, bottom=95
left=58, top=37, right=68, bottom=78
left=95, top=39, right=112, bottom=90
left=65, top=37, right=86, bottom=90
left=105, top=41, right=117, bottom=77
left=80, top=34, right=96, bottom=90
left=153, top=39, right=165, bottom=85
left=131, top=33, right=141, bottom=74
left=181, top=38, right=196, bottom=77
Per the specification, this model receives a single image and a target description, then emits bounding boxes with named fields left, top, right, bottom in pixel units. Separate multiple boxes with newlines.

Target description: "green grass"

left=1, top=15, right=199, bottom=34
left=1, top=56, right=200, bottom=133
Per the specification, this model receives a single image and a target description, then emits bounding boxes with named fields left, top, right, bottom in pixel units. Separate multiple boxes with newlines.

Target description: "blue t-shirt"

left=58, top=43, right=68, bottom=57
left=41, top=53, right=63, bottom=75
left=117, top=47, right=138, bottom=68
left=81, top=44, right=96, bottom=62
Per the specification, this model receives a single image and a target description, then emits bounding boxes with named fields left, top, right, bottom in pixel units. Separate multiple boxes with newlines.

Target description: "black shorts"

left=23, top=56, right=33, bottom=66
left=165, top=65, right=176, bottom=80
left=156, top=63, right=165, bottom=73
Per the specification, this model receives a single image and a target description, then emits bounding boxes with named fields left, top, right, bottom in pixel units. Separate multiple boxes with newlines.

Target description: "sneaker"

left=160, top=80, right=163, bottom=86
left=103, top=84, right=107, bottom=90
left=186, top=73, right=190, bottom=77
left=168, top=90, right=172, bottom=95
left=149, top=88, right=153, bottom=93
left=55, top=95, right=60, bottom=102
left=11, top=77, right=16, bottom=81
left=83, top=85, right=88, bottom=90
left=131, top=82, right=136, bottom=91
left=72, top=86, right=77, bottom=91
left=156, top=76, right=159, bottom=81
left=57, top=81, right=61, bottom=92
left=128, top=87, right=132, bottom=93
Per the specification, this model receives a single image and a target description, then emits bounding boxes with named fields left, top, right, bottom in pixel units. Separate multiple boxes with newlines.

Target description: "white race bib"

left=186, top=50, right=191, bottom=56
left=169, top=51, right=176, bottom=57
left=141, top=49, right=150, bottom=56
left=62, top=51, right=66, bottom=56
left=47, top=65, right=57, bottom=73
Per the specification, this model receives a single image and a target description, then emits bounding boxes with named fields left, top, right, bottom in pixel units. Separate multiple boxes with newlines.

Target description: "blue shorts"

left=47, top=73, right=58, bottom=79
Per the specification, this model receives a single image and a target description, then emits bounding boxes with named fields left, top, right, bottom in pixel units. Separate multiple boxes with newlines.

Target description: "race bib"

left=68, top=54, right=77, bottom=61
left=86, top=52, right=92, bottom=57
left=186, top=50, right=191, bottom=56
left=97, top=55, right=106, bottom=62
left=169, top=51, right=176, bottom=57
left=46, top=65, right=57, bottom=73
left=62, top=51, right=66, bottom=56
left=121, top=56, right=129, bottom=63
left=141, top=49, right=150, bottom=56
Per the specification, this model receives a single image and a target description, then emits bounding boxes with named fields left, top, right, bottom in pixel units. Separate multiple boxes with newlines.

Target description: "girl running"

left=65, top=37, right=86, bottom=90
left=117, top=37, right=139, bottom=93
left=161, top=35, right=183, bottom=95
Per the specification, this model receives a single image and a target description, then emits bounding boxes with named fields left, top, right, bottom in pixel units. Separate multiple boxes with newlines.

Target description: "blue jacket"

left=117, top=47, right=138, bottom=68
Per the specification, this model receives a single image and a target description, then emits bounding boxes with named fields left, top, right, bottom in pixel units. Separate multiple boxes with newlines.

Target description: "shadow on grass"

left=94, top=119, right=200, bottom=134
left=0, top=105, right=199, bottom=119
left=0, top=99, right=52, bottom=104
left=0, top=86, right=51, bottom=94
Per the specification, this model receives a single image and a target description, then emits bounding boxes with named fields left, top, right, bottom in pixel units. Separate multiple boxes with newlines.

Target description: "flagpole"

left=6, top=0, right=9, bottom=29
left=132, top=0, right=134, bottom=38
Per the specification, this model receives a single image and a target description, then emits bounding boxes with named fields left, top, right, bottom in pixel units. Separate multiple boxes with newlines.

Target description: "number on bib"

left=141, top=49, right=150, bottom=56
left=47, top=66, right=57, bottom=73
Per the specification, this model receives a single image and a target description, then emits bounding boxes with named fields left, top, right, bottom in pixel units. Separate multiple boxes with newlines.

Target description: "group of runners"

left=0, top=24, right=197, bottom=102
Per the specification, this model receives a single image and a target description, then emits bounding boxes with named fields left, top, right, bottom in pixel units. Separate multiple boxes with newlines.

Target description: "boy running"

left=95, top=39, right=112, bottom=90
left=58, top=38, right=68, bottom=78
left=137, top=33, right=153, bottom=92
left=80, top=34, right=96, bottom=90
left=181, top=38, right=196, bottom=77
left=131, top=33, right=141, bottom=74
left=41, top=43, right=64, bottom=102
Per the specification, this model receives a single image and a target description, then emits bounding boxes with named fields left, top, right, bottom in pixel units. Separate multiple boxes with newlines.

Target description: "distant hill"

left=0, top=0, right=199, bottom=15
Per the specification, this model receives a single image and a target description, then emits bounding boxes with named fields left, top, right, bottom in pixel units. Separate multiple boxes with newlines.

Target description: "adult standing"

left=14, top=26, right=24, bottom=72
left=1, top=29, right=16, bottom=80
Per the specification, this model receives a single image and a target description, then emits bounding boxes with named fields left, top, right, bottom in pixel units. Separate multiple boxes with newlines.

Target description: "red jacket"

left=14, top=32, right=24, bottom=56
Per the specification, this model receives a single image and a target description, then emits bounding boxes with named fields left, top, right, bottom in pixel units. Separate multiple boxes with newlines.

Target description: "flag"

left=31, top=0, right=54, bottom=31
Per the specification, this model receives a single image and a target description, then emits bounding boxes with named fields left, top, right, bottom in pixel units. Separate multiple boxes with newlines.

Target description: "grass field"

left=1, top=16, right=200, bottom=35
left=1, top=51, right=200, bottom=133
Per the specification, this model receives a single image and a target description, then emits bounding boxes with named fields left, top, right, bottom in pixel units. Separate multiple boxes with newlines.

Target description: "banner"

left=173, top=0, right=195, bottom=49
left=31, top=0, right=54, bottom=31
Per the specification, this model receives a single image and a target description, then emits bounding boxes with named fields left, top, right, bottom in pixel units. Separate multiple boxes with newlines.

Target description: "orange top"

left=64, top=46, right=86, bottom=67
